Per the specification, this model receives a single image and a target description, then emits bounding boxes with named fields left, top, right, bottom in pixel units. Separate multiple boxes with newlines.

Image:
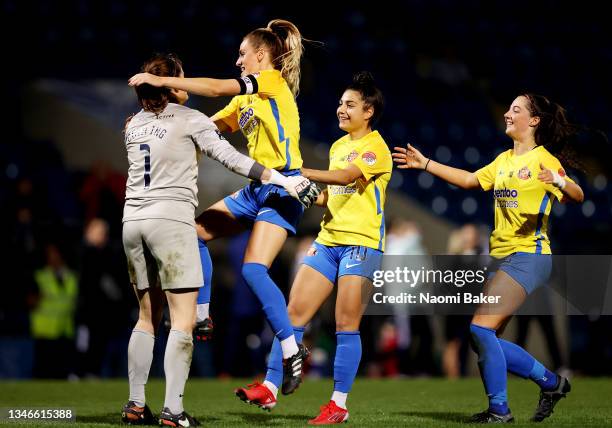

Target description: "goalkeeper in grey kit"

left=121, top=53, right=318, bottom=427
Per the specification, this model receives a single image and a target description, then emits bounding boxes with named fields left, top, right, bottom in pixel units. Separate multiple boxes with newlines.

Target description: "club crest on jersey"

left=307, top=246, right=318, bottom=257
left=361, top=151, right=377, bottom=166
left=558, top=168, right=566, bottom=177
left=518, top=166, right=531, bottom=180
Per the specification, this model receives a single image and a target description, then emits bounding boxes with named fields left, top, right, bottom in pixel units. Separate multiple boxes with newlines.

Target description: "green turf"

left=1, top=378, right=611, bottom=427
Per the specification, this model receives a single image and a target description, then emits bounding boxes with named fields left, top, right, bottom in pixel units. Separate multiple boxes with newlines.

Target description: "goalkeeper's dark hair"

left=347, top=71, right=384, bottom=128
left=135, top=53, right=183, bottom=114
left=523, top=93, right=607, bottom=173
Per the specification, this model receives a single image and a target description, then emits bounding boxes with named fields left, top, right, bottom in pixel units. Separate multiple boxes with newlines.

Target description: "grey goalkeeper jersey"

left=123, top=103, right=256, bottom=225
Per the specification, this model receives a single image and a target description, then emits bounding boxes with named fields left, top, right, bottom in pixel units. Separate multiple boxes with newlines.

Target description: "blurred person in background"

left=394, top=94, right=590, bottom=423
left=380, top=219, right=433, bottom=377
left=79, top=161, right=126, bottom=238
left=30, top=242, right=78, bottom=379
left=443, top=223, right=484, bottom=379
left=75, top=218, right=132, bottom=378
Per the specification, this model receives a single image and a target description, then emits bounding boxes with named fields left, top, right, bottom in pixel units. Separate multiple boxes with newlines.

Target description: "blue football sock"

left=333, top=331, right=362, bottom=394
left=241, top=263, right=293, bottom=341
left=498, top=338, right=558, bottom=390
left=470, top=324, right=509, bottom=415
left=196, top=238, right=212, bottom=305
left=265, top=326, right=305, bottom=389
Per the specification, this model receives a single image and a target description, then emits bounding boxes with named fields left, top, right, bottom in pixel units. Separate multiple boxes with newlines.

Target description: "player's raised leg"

left=241, top=221, right=308, bottom=382
left=236, top=264, right=333, bottom=409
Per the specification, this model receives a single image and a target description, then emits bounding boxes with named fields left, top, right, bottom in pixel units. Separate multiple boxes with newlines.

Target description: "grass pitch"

left=1, top=378, right=611, bottom=427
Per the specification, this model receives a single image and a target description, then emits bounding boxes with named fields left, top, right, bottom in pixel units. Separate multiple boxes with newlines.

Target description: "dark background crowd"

left=1, top=1, right=611, bottom=380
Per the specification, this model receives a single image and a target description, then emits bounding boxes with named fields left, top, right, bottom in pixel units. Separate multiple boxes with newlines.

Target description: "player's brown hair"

left=136, top=53, right=183, bottom=114
left=245, top=19, right=304, bottom=97
left=523, top=93, right=607, bottom=172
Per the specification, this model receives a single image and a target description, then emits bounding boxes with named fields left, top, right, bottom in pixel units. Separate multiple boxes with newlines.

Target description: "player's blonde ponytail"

left=246, top=19, right=305, bottom=97
left=266, top=19, right=304, bottom=97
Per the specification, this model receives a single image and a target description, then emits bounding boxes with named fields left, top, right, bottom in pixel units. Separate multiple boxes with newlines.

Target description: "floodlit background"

left=1, top=1, right=611, bottom=383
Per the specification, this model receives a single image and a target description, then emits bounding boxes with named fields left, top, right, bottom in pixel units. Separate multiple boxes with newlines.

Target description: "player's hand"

left=393, top=144, right=428, bottom=169
left=538, top=163, right=566, bottom=189
left=283, top=176, right=321, bottom=209
left=128, top=72, right=164, bottom=87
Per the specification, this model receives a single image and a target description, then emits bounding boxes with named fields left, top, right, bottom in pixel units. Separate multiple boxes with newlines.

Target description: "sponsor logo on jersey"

left=307, top=246, right=318, bottom=257
left=558, top=168, right=566, bottom=177
left=518, top=166, right=531, bottom=180
left=362, top=151, right=377, bottom=166
left=493, top=188, right=518, bottom=198
left=330, top=185, right=357, bottom=195
left=239, top=107, right=257, bottom=133
left=493, top=187, right=519, bottom=208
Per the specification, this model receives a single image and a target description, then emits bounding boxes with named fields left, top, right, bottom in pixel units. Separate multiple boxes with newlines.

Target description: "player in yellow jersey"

left=129, top=20, right=318, bottom=390
left=235, top=72, right=391, bottom=425
left=393, top=94, right=586, bottom=423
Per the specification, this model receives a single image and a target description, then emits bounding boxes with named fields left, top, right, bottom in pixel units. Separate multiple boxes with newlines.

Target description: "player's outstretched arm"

left=538, top=163, right=584, bottom=203
left=129, top=73, right=241, bottom=97
left=301, top=164, right=363, bottom=186
left=393, top=144, right=480, bottom=190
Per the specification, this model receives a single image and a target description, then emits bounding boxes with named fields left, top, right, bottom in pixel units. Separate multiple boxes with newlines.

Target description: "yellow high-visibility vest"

left=30, top=267, right=78, bottom=339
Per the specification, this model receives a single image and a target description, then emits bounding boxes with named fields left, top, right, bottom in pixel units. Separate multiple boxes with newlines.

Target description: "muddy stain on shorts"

left=162, top=251, right=184, bottom=284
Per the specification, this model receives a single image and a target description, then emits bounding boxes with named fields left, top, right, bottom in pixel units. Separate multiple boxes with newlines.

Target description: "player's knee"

left=171, top=317, right=196, bottom=334
left=335, top=315, right=359, bottom=332
left=287, top=300, right=306, bottom=324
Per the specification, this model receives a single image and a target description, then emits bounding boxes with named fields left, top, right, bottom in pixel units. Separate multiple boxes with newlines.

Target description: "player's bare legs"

left=287, top=265, right=334, bottom=326
left=472, top=270, right=526, bottom=330
left=195, top=199, right=244, bottom=242
left=133, top=285, right=166, bottom=335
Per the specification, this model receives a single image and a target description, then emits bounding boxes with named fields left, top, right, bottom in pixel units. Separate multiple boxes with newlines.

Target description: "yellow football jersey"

left=475, top=145, right=573, bottom=257
left=316, top=131, right=393, bottom=251
left=214, top=69, right=302, bottom=171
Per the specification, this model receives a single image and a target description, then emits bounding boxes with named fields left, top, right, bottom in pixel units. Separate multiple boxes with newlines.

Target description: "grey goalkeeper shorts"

left=122, top=218, right=203, bottom=290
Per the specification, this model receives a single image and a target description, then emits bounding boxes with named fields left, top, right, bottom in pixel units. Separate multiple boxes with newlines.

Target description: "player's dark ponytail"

left=135, top=53, right=184, bottom=114
left=523, top=93, right=607, bottom=173
left=347, top=71, right=385, bottom=128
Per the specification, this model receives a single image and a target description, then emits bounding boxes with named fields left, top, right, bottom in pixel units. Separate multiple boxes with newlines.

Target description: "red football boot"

left=234, top=382, right=277, bottom=411
left=308, top=400, right=349, bottom=425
